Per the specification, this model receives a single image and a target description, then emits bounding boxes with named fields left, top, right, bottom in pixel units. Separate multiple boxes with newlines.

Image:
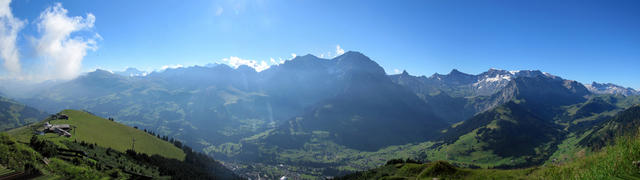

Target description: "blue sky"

left=3, top=0, right=640, bottom=89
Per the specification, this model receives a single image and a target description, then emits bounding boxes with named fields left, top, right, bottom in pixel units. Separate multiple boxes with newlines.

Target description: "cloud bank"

left=0, top=0, right=25, bottom=76
left=34, top=3, right=100, bottom=80
left=0, top=2, right=99, bottom=81
left=222, top=56, right=270, bottom=72
left=160, top=64, right=184, bottom=71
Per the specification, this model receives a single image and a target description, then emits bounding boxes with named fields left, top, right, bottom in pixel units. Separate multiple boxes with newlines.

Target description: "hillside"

left=436, top=102, right=564, bottom=168
left=1, top=109, right=241, bottom=179
left=338, top=105, right=640, bottom=179
left=8, top=109, right=185, bottom=160
left=0, top=132, right=241, bottom=179
left=0, top=96, right=48, bottom=131
left=579, top=105, right=640, bottom=149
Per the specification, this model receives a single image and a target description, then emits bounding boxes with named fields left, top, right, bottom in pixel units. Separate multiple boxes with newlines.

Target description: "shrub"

left=418, top=161, right=457, bottom=178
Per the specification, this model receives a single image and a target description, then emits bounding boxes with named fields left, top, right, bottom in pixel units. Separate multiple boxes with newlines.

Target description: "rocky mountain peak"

left=401, top=70, right=409, bottom=76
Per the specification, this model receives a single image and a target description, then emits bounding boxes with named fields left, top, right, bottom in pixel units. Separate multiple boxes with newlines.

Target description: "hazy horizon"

left=0, top=0, right=638, bottom=89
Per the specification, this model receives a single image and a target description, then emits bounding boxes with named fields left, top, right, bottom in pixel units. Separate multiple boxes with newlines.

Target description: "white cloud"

left=0, top=0, right=25, bottom=76
left=335, top=45, right=345, bottom=56
left=215, top=6, right=224, bottom=16
left=160, top=64, right=184, bottom=71
left=222, top=56, right=270, bottom=72
left=34, top=3, right=99, bottom=80
left=393, top=69, right=401, bottom=74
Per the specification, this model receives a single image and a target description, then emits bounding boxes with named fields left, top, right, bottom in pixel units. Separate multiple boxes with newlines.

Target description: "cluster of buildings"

left=42, top=114, right=73, bottom=137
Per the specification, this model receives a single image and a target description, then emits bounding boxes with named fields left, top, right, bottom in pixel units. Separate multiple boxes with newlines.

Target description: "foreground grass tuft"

left=535, top=134, right=640, bottom=179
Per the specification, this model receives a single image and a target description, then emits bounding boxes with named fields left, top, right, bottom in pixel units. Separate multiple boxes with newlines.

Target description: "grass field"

left=8, top=110, right=185, bottom=160
left=532, top=134, right=640, bottom=179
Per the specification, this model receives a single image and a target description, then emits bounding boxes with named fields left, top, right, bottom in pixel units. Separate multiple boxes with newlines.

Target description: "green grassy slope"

left=579, top=105, right=640, bottom=149
left=433, top=101, right=563, bottom=168
left=533, top=134, right=640, bottom=179
left=339, top=104, right=640, bottom=180
left=335, top=160, right=534, bottom=180
left=8, top=109, right=185, bottom=160
left=338, top=133, right=640, bottom=180
left=0, top=131, right=241, bottom=179
left=0, top=96, right=48, bottom=131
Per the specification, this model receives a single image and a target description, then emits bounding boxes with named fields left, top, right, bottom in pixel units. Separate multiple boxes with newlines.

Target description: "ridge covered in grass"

left=8, top=109, right=185, bottom=160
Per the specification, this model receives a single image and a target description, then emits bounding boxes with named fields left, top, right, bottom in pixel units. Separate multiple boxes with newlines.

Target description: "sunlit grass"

left=8, top=110, right=185, bottom=160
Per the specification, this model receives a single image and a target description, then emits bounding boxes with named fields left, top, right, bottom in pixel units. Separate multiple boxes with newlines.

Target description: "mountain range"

left=114, top=67, right=148, bottom=77
left=585, top=81, right=640, bottom=96
left=2, top=51, right=639, bottom=179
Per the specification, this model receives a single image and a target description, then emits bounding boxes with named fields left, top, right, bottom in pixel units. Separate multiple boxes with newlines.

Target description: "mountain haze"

left=2, top=51, right=639, bottom=178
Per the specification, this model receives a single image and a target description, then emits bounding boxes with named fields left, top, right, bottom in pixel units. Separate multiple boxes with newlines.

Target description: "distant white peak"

left=115, top=67, right=149, bottom=77
left=488, top=67, right=509, bottom=71
left=128, top=71, right=149, bottom=77
left=509, top=70, right=520, bottom=75
left=93, top=68, right=114, bottom=74
left=483, top=74, right=512, bottom=82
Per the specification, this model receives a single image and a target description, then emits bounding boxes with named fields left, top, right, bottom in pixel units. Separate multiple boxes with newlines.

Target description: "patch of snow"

left=483, top=75, right=512, bottom=82
left=543, top=72, right=554, bottom=77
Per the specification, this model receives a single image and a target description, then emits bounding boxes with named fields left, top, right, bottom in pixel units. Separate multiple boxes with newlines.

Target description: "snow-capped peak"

left=585, top=82, right=639, bottom=96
